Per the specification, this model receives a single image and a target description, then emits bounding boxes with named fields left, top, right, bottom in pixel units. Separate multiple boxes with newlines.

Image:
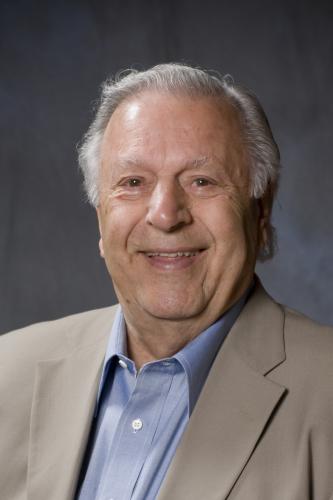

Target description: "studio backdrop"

left=1, top=0, right=332, bottom=333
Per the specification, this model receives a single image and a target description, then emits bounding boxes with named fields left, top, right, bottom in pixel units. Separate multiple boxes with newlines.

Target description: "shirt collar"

left=97, top=285, right=252, bottom=413
left=96, top=306, right=127, bottom=406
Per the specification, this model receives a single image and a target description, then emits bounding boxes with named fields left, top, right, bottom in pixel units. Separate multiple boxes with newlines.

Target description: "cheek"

left=100, top=203, right=145, bottom=254
left=205, top=200, right=244, bottom=238
left=203, top=198, right=256, bottom=256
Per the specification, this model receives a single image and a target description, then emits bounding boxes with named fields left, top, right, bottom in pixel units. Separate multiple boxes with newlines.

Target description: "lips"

left=140, top=248, right=205, bottom=270
left=145, top=251, right=200, bottom=258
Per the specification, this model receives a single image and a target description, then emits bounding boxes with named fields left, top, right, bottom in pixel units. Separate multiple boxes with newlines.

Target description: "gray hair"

left=78, top=63, right=280, bottom=259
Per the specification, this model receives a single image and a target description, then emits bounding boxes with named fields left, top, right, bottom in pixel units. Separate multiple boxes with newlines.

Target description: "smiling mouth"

left=145, top=251, right=201, bottom=258
left=140, top=249, right=206, bottom=270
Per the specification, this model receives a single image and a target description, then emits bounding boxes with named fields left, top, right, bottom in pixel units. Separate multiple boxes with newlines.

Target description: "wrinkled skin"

left=96, top=92, right=270, bottom=365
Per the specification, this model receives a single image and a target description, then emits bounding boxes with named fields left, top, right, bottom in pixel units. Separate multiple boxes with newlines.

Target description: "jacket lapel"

left=158, top=283, right=287, bottom=500
left=27, top=308, right=116, bottom=500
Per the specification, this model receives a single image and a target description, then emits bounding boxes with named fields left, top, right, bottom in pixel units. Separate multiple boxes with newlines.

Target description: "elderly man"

left=1, top=63, right=333, bottom=500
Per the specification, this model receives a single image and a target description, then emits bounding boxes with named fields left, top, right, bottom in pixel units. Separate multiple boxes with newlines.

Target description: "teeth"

left=146, top=251, right=198, bottom=257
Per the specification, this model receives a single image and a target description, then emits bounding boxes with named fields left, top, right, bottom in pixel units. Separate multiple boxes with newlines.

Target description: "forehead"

left=101, top=91, right=248, bottom=175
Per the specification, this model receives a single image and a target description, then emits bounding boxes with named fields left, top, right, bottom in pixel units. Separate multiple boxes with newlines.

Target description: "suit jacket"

left=1, top=282, right=333, bottom=500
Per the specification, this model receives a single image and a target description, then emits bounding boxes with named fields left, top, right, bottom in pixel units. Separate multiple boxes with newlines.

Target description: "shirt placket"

left=101, top=362, right=175, bottom=500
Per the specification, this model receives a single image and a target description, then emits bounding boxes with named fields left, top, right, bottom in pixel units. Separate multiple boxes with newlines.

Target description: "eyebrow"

left=112, top=155, right=213, bottom=170
left=185, top=156, right=211, bottom=168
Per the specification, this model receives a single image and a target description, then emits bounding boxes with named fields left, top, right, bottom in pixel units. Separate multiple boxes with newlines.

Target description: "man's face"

left=97, top=92, right=261, bottom=323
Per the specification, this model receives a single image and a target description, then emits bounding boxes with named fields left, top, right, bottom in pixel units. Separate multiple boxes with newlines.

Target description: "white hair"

left=78, top=63, right=280, bottom=259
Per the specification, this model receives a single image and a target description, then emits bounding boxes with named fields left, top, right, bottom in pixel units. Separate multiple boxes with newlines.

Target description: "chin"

left=140, top=294, right=203, bottom=321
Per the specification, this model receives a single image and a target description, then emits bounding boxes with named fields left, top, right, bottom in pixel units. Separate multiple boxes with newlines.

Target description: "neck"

left=121, top=300, right=231, bottom=369
left=118, top=278, right=253, bottom=369
left=125, top=318, right=200, bottom=369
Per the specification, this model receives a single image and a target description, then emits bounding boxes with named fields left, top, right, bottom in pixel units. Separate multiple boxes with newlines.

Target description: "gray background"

left=1, top=0, right=332, bottom=334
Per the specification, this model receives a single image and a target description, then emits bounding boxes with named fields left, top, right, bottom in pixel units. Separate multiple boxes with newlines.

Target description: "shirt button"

left=118, top=359, right=128, bottom=369
left=132, top=418, right=143, bottom=431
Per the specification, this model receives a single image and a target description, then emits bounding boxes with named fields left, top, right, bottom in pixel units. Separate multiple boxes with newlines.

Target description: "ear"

left=256, top=187, right=273, bottom=253
left=96, top=207, right=105, bottom=259
left=98, top=237, right=105, bottom=258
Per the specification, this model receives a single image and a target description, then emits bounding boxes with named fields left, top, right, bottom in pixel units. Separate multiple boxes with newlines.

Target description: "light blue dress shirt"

left=77, top=291, right=249, bottom=500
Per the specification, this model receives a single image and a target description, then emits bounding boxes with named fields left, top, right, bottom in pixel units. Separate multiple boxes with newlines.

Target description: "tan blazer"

left=1, top=282, right=333, bottom=500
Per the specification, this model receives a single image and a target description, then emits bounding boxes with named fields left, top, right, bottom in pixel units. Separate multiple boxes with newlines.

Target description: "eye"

left=115, top=176, right=151, bottom=198
left=127, top=178, right=141, bottom=187
left=193, top=178, right=211, bottom=187
left=126, top=178, right=142, bottom=187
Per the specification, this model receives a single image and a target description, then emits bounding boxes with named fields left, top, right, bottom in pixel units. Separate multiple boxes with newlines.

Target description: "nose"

left=145, top=180, right=192, bottom=232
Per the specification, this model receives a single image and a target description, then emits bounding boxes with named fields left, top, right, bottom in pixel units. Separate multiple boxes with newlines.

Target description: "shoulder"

left=0, top=305, right=118, bottom=363
left=280, top=306, right=333, bottom=382
left=240, top=280, right=333, bottom=385
left=283, top=306, right=333, bottom=360
left=264, top=303, right=333, bottom=420
left=250, top=280, right=333, bottom=359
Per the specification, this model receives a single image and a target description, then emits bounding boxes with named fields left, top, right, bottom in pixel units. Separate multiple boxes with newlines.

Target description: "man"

left=1, top=63, right=333, bottom=500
